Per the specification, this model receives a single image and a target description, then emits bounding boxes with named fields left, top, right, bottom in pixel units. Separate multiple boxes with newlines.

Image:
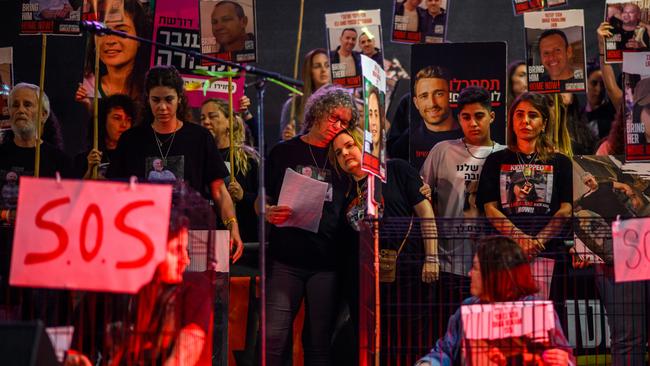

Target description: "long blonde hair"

left=201, top=99, right=259, bottom=177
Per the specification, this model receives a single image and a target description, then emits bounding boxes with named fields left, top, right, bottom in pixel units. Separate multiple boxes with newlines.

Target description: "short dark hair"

left=457, top=86, right=492, bottom=113
left=538, top=29, right=569, bottom=50
left=341, top=28, right=357, bottom=36
left=214, top=0, right=245, bottom=18
left=94, top=94, right=135, bottom=149
left=414, top=65, right=451, bottom=92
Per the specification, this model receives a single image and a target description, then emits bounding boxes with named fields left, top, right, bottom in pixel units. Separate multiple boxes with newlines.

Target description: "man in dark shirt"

left=0, top=83, right=71, bottom=213
left=394, top=65, right=461, bottom=170
left=421, top=0, right=447, bottom=42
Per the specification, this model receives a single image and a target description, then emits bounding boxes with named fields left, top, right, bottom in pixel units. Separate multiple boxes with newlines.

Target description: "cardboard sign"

left=623, top=53, right=650, bottom=162
left=151, top=0, right=245, bottom=108
left=199, top=0, right=257, bottom=63
left=20, top=0, right=89, bottom=35
left=409, top=42, right=507, bottom=170
left=392, top=0, right=449, bottom=43
left=612, top=217, right=650, bottom=282
left=461, top=300, right=556, bottom=340
left=325, top=9, right=383, bottom=88
left=10, top=178, right=172, bottom=293
left=361, top=55, right=387, bottom=181
left=603, top=1, right=650, bottom=63
left=524, top=9, right=586, bottom=93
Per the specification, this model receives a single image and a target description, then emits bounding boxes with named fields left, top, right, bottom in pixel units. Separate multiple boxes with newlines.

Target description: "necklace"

left=516, top=151, right=539, bottom=196
left=152, top=125, right=178, bottom=164
left=306, top=141, right=328, bottom=174
left=463, top=138, right=495, bottom=159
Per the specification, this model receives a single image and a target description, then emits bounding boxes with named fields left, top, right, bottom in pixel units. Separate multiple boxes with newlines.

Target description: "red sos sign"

left=10, top=178, right=172, bottom=293
left=613, top=218, right=650, bottom=283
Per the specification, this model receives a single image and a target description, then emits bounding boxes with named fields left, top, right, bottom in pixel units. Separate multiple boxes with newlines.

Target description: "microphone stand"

left=82, top=21, right=302, bottom=366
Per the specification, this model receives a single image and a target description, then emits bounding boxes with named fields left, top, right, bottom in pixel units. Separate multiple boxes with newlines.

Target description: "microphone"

left=80, top=20, right=110, bottom=35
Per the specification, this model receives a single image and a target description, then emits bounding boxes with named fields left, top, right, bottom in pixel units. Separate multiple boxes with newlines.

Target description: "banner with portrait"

left=623, top=52, right=650, bottom=161
left=199, top=0, right=257, bottom=64
left=408, top=42, right=507, bottom=171
left=20, top=0, right=88, bottom=35
left=0, top=47, right=12, bottom=131
left=152, top=0, right=244, bottom=109
left=391, top=0, right=449, bottom=44
left=524, top=9, right=586, bottom=93
left=572, top=154, right=650, bottom=264
left=513, top=0, right=568, bottom=16
left=361, top=55, right=387, bottom=181
left=325, top=9, right=383, bottom=89
left=603, top=1, right=650, bottom=63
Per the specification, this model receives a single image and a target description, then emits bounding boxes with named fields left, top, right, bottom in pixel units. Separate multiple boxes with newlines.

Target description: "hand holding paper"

left=276, top=168, right=328, bottom=233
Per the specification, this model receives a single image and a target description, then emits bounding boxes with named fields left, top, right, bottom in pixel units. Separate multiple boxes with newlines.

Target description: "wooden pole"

left=34, top=33, right=47, bottom=178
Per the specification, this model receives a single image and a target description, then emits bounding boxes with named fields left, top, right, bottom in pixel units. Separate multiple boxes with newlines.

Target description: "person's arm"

left=484, top=201, right=539, bottom=256
left=535, top=202, right=572, bottom=247
left=597, top=22, right=623, bottom=111
left=413, top=199, right=439, bottom=283
left=210, top=179, right=243, bottom=262
left=163, top=323, right=205, bottom=366
left=415, top=307, right=463, bottom=366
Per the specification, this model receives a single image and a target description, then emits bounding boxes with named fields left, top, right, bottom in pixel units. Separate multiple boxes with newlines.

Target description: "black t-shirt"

left=345, top=159, right=426, bottom=253
left=218, top=147, right=259, bottom=242
left=266, top=136, right=348, bottom=270
left=407, top=121, right=463, bottom=171
left=476, top=149, right=572, bottom=236
left=106, top=123, right=228, bottom=198
left=576, top=181, right=633, bottom=223
left=0, top=139, right=72, bottom=210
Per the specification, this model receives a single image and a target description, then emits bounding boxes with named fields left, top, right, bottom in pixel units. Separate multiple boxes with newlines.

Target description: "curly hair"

left=301, top=84, right=358, bottom=134
left=144, top=66, right=189, bottom=124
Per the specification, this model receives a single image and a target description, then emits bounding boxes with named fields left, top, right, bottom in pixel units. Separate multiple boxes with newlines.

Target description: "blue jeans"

left=265, top=260, right=338, bottom=366
left=594, top=264, right=649, bottom=366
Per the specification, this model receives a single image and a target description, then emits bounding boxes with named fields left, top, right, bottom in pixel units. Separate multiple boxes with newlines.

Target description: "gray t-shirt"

left=420, top=138, right=505, bottom=275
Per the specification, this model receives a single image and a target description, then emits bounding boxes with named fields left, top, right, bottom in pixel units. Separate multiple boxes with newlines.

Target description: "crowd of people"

left=1, top=1, right=650, bottom=365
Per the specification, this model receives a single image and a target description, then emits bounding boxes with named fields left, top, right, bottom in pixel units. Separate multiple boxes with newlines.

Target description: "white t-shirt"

left=404, top=8, right=419, bottom=32
left=339, top=54, right=356, bottom=77
left=420, top=138, right=505, bottom=275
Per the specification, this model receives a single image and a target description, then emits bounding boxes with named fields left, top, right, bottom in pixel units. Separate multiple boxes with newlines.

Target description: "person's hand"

left=282, top=122, right=296, bottom=141
left=227, top=180, right=244, bottom=202
left=239, top=95, right=251, bottom=114
left=542, top=348, right=569, bottom=366
left=419, top=180, right=432, bottom=201
left=422, top=261, right=439, bottom=283
left=86, top=148, right=102, bottom=169
left=597, top=22, right=613, bottom=42
left=517, top=234, right=541, bottom=258
left=266, top=205, right=292, bottom=225
left=569, top=246, right=591, bottom=269
left=75, top=83, right=92, bottom=110
left=626, top=38, right=642, bottom=49
left=230, top=229, right=244, bottom=263
left=64, top=352, right=92, bottom=366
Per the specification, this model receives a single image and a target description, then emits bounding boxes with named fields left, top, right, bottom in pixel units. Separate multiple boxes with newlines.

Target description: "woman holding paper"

left=329, top=127, right=439, bottom=363
left=263, top=84, right=357, bottom=365
left=416, top=236, right=573, bottom=366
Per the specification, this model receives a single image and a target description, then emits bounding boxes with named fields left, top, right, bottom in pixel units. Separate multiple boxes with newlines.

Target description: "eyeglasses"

left=327, top=113, right=350, bottom=129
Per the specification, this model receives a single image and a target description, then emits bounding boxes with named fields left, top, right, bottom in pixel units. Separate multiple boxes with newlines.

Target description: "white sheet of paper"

left=277, top=168, right=328, bottom=233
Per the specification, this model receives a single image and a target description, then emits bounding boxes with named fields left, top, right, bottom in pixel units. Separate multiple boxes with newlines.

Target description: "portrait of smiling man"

left=210, top=0, right=255, bottom=53
left=537, top=29, right=576, bottom=81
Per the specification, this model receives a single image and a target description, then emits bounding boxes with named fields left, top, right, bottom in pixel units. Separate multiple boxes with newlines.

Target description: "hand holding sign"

left=10, top=177, right=172, bottom=293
